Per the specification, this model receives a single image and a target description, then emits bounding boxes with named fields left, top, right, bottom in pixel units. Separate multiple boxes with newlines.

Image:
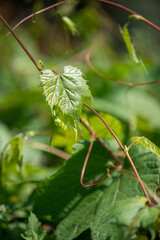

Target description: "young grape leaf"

left=62, top=16, right=78, bottom=36
left=120, top=24, right=146, bottom=72
left=21, top=212, right=46, bottom=240
left=40, top=66, right=92, bottom=132
left=120, top=24, right=139, bottom=63
left=131, top=136, right=160, bottom=160
left=2, top=136, right=23, bottom=171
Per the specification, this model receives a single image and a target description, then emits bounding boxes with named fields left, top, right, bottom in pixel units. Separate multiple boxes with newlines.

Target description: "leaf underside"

left=40, top=66, right=92, bottom=132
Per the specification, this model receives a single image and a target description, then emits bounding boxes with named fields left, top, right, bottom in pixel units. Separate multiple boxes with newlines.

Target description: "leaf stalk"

left=0, top=15, right=42, bottom=71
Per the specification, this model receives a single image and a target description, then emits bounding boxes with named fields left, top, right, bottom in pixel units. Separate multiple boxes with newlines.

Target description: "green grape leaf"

left=34, top=141, right=160, bottom=240
left=40, top=66, right=92, bottom=132
left=2, top=136, right=23, bottom=171
left=120, top=24, right=139, bottom=63
left=54, top=145, right=160, bottom=240
left=55, top=195, right=147, bottom=240
left=130, top=136, right=160, bottom=160
left=33, top=140, right=119, bottom=219
left=21, top=212, right=46, bottom=240
left=62, top=16, right=78, bottom=36
left=120, top=24, right=146, bottom=72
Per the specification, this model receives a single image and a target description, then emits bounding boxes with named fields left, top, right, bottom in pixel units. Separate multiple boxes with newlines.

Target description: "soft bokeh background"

left=0, top=0, right=160, bottom=144
left=0, top=1, right=160, bottom=238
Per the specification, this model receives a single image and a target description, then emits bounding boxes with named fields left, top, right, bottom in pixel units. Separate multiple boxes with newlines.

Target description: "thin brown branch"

left=80, top=135, right=116, bottom=187
left=79, top=117, right=122, bottom=165
left=83, top=103, right=125, bottom=151
left=2, top=0, right=70, bottom=39
left=86, top=52, right=133, bottom=86
left=80, top=116, right=122, bottom=187
left=25, top=140, right=70, bottom=161
left=80, top=137, right=95, bottom=187
left=86, top=52, right=160, bottom=88
left=0, top=15, right=42, bottom=71
left=125, top=148, right=152, bottom=206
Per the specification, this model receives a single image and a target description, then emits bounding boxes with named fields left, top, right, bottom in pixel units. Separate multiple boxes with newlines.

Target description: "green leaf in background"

left=132, top=207, right=160, bottom=239
left=33, top=140, right=117, bottom=220
left=21, top=212, right=46, bottom=240
left=120, top=24, right=146, bottom=72
left=121, top=24, right=140, bottom=63
left=130, top=136, right=160, bottom=160
left=2, top=136, right=23, bottom=171
left=94, top=87, right=160, bottom=130
left=51, top=112, right=124, bottom=153
left=40, top=66, right=92, bottom=133
left=62, top=16, right=79, bottom=36
left=80, top=112, right=124, bottom=143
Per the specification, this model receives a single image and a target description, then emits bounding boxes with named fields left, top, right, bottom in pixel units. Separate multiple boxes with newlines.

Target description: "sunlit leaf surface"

left=40, top=66, right=92, bottom=132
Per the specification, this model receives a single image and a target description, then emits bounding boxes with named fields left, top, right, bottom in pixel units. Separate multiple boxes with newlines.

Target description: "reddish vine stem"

left=2, top=0, right=70, bottom=39
left=125, top=150, right=152, bottom=206
left=0, top=15, right=42, bottom=72
left=83, top=102, right=152, bottom=206
left=80, top=137, right=95, bottom=187
left=86, top=52, right=160, bottom=87
left=83, top=103, right=124, bottom=151
left=80, top=136, right=116, bottom=187
left=97, top=0, right=160, bottom=32
left=86, top=52, right=133, bottom=86
left=3, top=0, right=159, bottom=41
left=79, top=117, right=122, bottom=165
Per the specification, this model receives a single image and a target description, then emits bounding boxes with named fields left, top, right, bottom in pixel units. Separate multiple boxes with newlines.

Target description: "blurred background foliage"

left=0, top=0, right=160, bottom=239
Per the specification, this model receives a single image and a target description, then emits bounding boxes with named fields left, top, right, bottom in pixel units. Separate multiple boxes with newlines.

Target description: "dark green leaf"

left=33, top=140, right=117, bottom=220
left=34, top=142, right=160, bottom=240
